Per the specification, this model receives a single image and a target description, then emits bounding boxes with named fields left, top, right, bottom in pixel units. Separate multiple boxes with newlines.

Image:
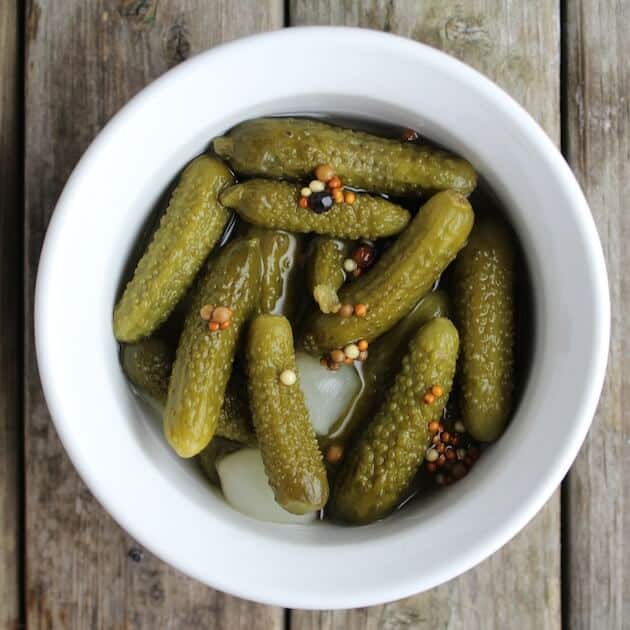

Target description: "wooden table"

left=0, top=1, right=626, bottom=628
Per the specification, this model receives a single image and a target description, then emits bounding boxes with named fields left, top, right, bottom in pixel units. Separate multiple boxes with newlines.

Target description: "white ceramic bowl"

left=35, top=27, right=609, bottom=609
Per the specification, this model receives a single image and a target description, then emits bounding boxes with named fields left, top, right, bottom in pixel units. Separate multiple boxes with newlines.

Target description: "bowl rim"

left=35, top=26, right=610, bottom=609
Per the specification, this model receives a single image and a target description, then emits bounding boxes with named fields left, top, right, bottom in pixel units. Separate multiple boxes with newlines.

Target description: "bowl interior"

left=35, top=28, right=609, bottom=608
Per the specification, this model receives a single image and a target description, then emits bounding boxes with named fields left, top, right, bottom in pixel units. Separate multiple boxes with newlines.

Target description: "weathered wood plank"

left=290, top=2, right=561, bottom=628
left=24, top=2, right=283, bottom=628
left=565, top=2, right=629, bottom=628
left=0, top=2, right=22, bottom=628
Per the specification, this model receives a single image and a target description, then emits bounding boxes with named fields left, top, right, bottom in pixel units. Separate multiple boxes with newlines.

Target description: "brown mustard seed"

left=431, top=384, right=444, bottom=397
left=426, top=462, right=437, bottom=473
left=326, top=443, right=344, bottom=464
left=441, top=431, right=451, bottom=444
left=330, top=349, right=345, bottom=364
left=220, top=320, right=230, bottom=330
left=354, top=303, right=367, bottom=317
left=315, top=163, right=335, bottom=182
left=445, top=448, right=456, bottom=461
left=452, top=463, right=467, bottom=480
left=423, top=393, right=435, bottom=405
left=344, top=191, right=356, bottom=204
left=298, top=196, right=309, bottom=209
left=339, top=304, right=354, bottom=318
left=328, top=175, right=342, bottom=189
left=428, top=420, right=440, bottom=434
left=199, top=304, right=214, bottom=321
left=436, top=443, right=446, bottom=454
left=333, top=189, right=344, bottom=204
left=212, top=306, right=233, bottom=323
left=344, top=356, right=354, bottom=365
left=357, top=339, right=369, bottom=351
left=352, top=267, right=362, bottom=277
left=401, top=127, right=420, bottom=142
left=352, top=244, right=375, bottom=268
left=208, top=321, right=220, bottom=332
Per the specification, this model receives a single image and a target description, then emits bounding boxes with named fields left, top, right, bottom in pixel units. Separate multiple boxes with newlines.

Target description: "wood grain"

left=290, top=2, right=562, bottom=628
left=0, top=2, right=22, bottom=628
left=23, top=1, right=283, bottom=628
left=565, top=2, right=630, bottom=628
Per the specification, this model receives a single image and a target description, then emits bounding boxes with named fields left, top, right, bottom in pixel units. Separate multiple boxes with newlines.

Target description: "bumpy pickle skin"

left=164, top=239, right=261, bottom=457
left=452, top=218, right=516, bottom=442
left=302, top=190, right=474, bottom=354
left=246, top=226, right=301, bottom=317
left=246, top=315, right=329, bottom=514
left=332, top=291, right=450, bottom=443
left=121, top=338, right=173, bottom=404
left=331, top=318, right=459, bottom=524
left=114, top=156, right=234, bottom=343
left=307, top=237, right=352, bottom=314
left=213, top=117, right=477, bottom=196
left=121, top=335, right=256, bottom=444
left=220, top=179, right=410, bottom=239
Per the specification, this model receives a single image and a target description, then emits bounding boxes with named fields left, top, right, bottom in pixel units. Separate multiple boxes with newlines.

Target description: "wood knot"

left=444, top=16, right=491, bottom=51
left=163, top=22, right=191, bottom=66
left=118, top=0, right=158, bottom=30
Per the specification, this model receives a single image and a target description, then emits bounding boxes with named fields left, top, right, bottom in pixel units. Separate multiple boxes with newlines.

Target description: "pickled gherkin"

left=452, top=217, right=516, bottom=442
left=121, top=338, right=172, bottom=403
left=213, top=117, right=477, bottom=196
left=307, top=237, right=352, bottom=314
left=331, top=291, right=450, bottom=443
left=220, top=179, right=410, bottom=240
left=246, top=315, right=329, bottom=514
left=303, top=191, right=473, bottom=355
left=164, top=238, right=261, bottom=457
left=331, top=318, right=459, bottom=524
left=114, top=156, right=233, bottom=343
left=246, top=226, right=301, bottom=317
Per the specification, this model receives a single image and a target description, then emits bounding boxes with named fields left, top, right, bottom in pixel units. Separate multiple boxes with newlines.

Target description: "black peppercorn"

left=309, top=191, right=334, bottom=214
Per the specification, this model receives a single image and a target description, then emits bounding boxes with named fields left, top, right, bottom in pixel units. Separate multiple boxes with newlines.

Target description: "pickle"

left=213, top=117, right=477, bottom=196
left=452, top=218, right=515, bottom=441
left=246, top=315, right=329, bottom=514
left=121, top=338, right=172, bottom=403
left=217, top=372, right=257, bottom=445
left=220, top=179, right=410, bottom=240
left=307, top=237, right=352, bottom=314
left=164, top=238, right=261, bottom=457
left=331, top=318, right=459, bottom=524
left=302, top=191, right=474, bottom=354
left=331, top=291, right=450, bottom=443
left=246, top=226, right=301, bottom=317
left=114, top=156, right=233, bottom=343
left=197, top=437, right=243, bottom=486
left=122, top=337, right=256, bottom=445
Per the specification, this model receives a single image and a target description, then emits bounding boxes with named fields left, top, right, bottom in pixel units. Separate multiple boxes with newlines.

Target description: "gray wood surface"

left=23, top=1, right=283, bottom=628
left=0, top=3, right=21, bottom=629
left=565, top=2, right=629, bottom=629
left=290, top=1, right=561, bottom=628
left=9, top=0, right=625, bottom=628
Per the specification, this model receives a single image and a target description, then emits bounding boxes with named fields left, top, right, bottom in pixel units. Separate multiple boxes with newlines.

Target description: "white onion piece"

left=295, top=351, right=361, bottom=436
left=216, top=448, right=317, bottom=525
